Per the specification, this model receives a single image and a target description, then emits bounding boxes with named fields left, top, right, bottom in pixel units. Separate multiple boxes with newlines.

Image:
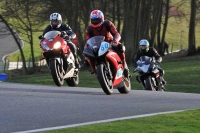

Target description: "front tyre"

left=97, top=64, right=113, bottom=95
left=66, top=75, right=79, bottom=86
left=145, top=76, right=156, bottom=91
left=49, top=59, right=64, bottom=86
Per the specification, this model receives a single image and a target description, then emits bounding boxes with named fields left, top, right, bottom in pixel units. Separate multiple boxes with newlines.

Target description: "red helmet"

left=90, top=10, right=104, bottom=28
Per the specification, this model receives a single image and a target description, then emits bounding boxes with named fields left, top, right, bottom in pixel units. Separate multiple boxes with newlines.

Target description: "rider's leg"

left=117, top=44, right=128, bottom=67
left=84, top=57, right=95, bottom=74
left=118, top=49, right=130, bottom=77
left=157, top=67, right=167, bottom=85
left=67, top=41, right=81, bottom=69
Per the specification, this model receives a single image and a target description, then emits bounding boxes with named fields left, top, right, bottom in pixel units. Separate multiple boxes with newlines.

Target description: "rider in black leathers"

left=42, top=12, right=81, bottom=69
left=133, top=39, right=167, bottom=88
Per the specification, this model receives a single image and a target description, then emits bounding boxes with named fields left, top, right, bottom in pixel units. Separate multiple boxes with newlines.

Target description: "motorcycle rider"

left=133, top=39, right=167, bottom=87
left=42, top=12, right=81, bottom=69
left=84, top=10, right=129, bottom=77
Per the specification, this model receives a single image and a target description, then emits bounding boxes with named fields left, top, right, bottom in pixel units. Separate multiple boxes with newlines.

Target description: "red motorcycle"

left=38, top=31, right=79, bottom=87
left=83, top=36, right=131, bottom=95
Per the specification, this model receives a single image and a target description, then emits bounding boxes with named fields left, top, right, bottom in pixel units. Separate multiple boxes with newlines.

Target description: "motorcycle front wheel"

left=97, top=64, right=113, bottom=95
left=49, top=59, right=64, bottom=86
left=145, top=76, right=156, bottom=91
left=66, top=75, right=79, bottom=86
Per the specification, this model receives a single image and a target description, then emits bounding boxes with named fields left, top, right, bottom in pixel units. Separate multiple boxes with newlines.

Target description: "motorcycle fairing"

left=98, top=42, right=110, bottom=56
left=112, top=67, right=123, bottom=86
left=83, top=36, right=105, bottom=58
left=139, top=56, right=153, bottom=64
left=83, top=46, right=96, bottom=58
left=106, top=51, right=123, bottom=86
left=67, top=52, right=75, bottom=64
left=41, top=31, right=68, bottom=54
left=106, top=50, right=122, bottom=68
left=66, top=52, right=75, bottom=70
left=136, top=64, right=150, bottom=73
left=152, top=69, right=159, bottom=74
left=152, top=68, right=160, bottom=78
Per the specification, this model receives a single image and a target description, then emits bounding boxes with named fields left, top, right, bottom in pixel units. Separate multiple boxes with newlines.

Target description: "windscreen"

left=44, top=31, right=61, bottom=40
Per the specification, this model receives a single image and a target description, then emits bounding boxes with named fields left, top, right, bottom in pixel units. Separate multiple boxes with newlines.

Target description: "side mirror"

left=38, top=35, right=44, bottom=40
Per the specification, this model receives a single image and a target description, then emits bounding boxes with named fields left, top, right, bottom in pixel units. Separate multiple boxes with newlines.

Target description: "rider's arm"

left=63, top=24, right=76, bottom=40
left=84, top=27, right=90, bottom=48
left=42, top=25, right=51, bottom=36
left=108, top=21, right=121, bottom=43
left=153, top=48, right=162, bottom=63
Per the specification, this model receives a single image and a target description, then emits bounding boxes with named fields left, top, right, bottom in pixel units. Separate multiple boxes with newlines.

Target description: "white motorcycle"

left=134, top=56, right=165, bottom=91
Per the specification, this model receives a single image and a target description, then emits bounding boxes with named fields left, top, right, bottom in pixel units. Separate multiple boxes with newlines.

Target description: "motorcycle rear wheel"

left=49, top=59, right=64, bottom=86
left=117, top=76, right=131, bottom=94
left=97, top=64, right=113, bottom=95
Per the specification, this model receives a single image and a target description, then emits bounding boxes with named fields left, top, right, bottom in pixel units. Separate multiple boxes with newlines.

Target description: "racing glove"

left=110, top=40, right=118, bottom=47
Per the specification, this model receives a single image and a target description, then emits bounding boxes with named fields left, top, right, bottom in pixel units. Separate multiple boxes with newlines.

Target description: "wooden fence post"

left=171, top=43, right=173, bottom=53
left=17, top=56, right=19, bottom=69
left=3, top=58, right=7, bottom=73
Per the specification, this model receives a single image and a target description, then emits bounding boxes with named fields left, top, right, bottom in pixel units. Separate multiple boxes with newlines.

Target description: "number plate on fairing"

left=98, top=42, right=109, bottom=56
left=116, top=68, right=123, bottom=79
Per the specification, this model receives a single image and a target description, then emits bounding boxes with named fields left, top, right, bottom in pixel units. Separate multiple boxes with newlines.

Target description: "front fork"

left=86, top=57, right=113, bottom=80
left=105, top=59, right=113, bottom=80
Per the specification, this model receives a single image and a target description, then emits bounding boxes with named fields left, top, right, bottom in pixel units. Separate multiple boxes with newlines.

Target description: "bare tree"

left=122, top=0, right=136, bottom=64
left=0, top=14, right=28, bottom=73
left=2, top=0, right=46, bottom=73
left=158, top=0, right=169, bottom=55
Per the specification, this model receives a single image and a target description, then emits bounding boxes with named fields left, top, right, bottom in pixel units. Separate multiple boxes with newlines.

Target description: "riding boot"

left=67, top=42, right=81, bottom=69
left=123, top=61, right=130, bottom=78
left=160, top=76, right=167, bottom=85
left=161, top=84, right=166, bottom=91
left=72, top=51, right=81, bottom=69
left=136, top=75, right=141, bottom=83
left=120, top=52, right=130, bottom=77
left=74, top=57, right=81, bottom=69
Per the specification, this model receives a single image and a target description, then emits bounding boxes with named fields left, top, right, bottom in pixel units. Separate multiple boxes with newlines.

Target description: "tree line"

left=0, top=0, right=198, bottom=74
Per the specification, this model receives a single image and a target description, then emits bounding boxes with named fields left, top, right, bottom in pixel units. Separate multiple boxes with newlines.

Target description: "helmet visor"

left=51, top=20, right=59, bottom=25
left=139, top=45, right=147, bottom=50
left=91, top=18, right=101, bottom=25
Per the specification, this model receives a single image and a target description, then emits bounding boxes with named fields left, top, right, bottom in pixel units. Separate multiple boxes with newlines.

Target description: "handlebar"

left=38, top=35, right=44, bottom=40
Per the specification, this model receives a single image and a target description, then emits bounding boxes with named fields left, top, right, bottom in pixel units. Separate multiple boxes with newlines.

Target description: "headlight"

left=53, top=42, right=61, bottom=49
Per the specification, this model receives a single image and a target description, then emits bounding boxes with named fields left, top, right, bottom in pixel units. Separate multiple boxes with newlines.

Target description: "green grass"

left=42, top=109, right=200, bottom=133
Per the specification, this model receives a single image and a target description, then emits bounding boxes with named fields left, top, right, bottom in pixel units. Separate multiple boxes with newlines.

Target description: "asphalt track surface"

left=0, top=21, right=21, bottom=62
left=0, top=82, right=200, bottom=133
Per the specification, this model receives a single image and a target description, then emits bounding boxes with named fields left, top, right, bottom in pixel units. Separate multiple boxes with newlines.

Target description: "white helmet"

left=50, top=13, right=62, bottom=28
left=139, top=39, right=150, bottom=52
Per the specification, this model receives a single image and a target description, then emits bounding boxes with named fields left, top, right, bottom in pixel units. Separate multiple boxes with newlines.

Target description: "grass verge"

left=42, top=109, right=200, bottom=133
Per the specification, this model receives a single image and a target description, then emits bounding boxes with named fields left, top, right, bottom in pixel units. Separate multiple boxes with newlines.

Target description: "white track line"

left=13, top=110, right=186, bottom=133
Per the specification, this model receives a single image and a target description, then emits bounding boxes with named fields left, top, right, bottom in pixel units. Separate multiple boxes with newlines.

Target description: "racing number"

left=100, top=42, right=109, bottom=51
